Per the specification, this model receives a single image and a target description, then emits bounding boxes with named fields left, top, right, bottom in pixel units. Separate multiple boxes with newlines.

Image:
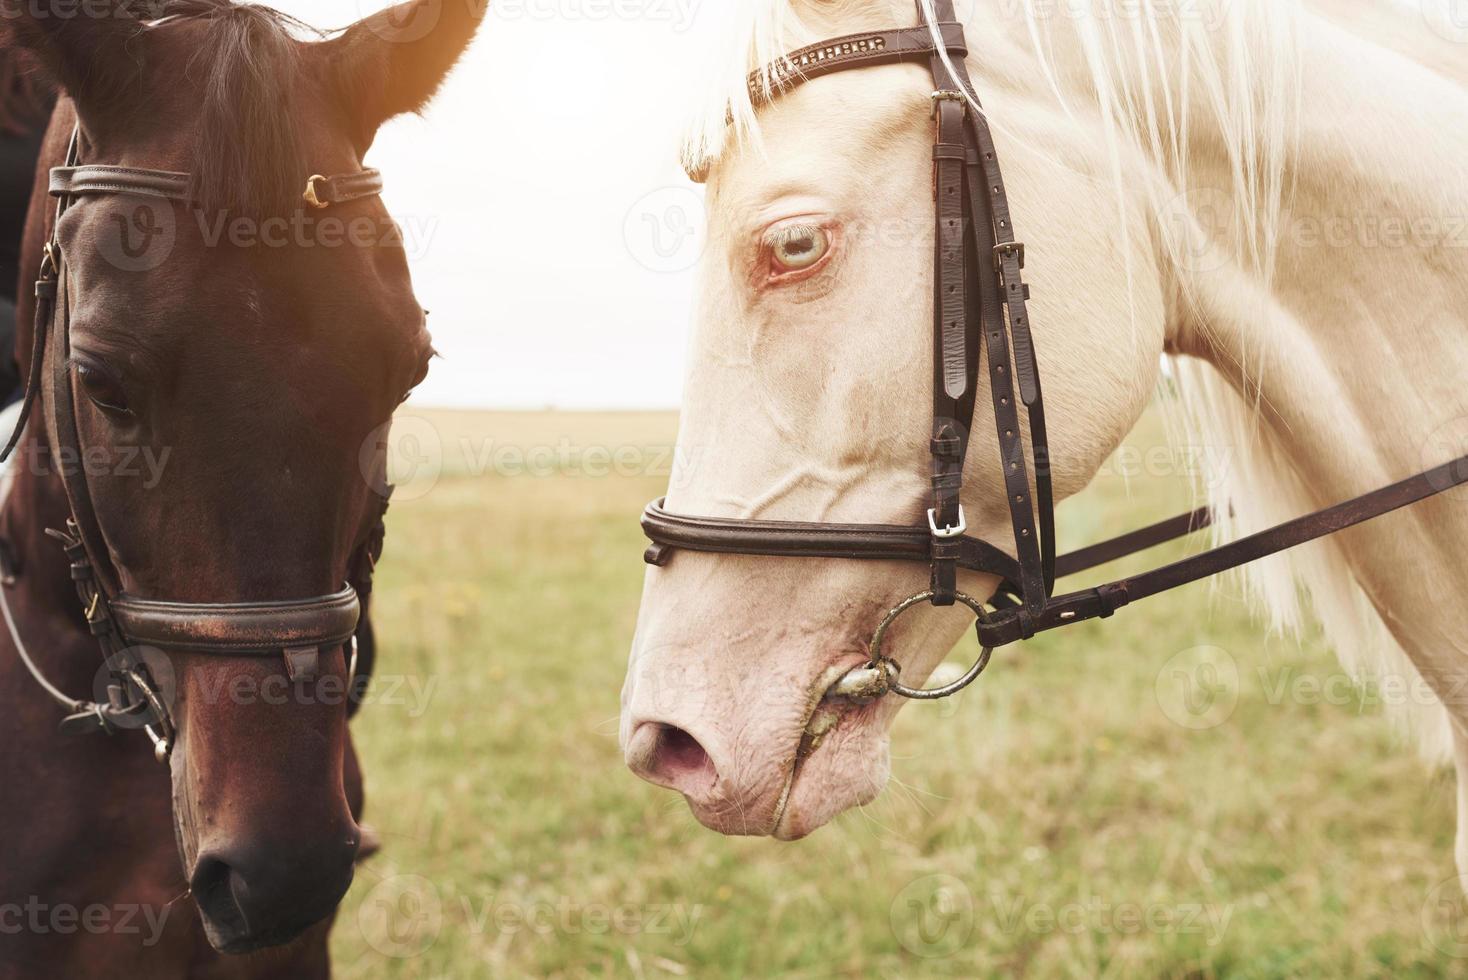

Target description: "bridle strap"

left=110, top=586, right=360, bottom=654
left=48, top=164, right=385, bottom=207
left=750, top=23, right=968, bottom=105
left=643, top=497, right=1024, bottom=586
left=979, top=455, right=1468, bottom=648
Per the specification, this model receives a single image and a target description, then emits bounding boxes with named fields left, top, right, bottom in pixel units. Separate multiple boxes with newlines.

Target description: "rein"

left=0, top=125, right=392, bottom=762
left=641, top=0, right=1468, bottom=700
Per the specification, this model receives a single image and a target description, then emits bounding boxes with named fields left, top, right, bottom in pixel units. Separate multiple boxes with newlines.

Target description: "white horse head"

left=623, top=0, right=1468, bottom=854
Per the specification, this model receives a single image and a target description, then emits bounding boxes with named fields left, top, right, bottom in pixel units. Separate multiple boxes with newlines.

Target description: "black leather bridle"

left=642, top=0, right=1468, bottom=700
left=0, top=125, right=392, bottom=761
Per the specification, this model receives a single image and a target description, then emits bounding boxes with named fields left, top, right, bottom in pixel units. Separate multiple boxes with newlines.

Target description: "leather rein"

left=0, top=125, right=391, bottom=762
left=641, top=0, right=1468, bottom=700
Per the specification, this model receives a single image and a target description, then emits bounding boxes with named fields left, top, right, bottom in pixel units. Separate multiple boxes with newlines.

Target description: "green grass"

left=330, top=406, right=1468, bottom=978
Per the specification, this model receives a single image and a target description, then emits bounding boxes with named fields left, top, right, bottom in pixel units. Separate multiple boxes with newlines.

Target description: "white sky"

left=272, top=0, right=707, bottom=409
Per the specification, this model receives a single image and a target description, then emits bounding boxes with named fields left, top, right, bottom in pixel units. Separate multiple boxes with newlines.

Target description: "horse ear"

left=0, top=1, right=142, bottom=114
left=322, top=0, right=484, bottom=150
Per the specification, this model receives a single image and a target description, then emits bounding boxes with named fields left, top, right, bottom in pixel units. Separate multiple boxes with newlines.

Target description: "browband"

left=48, top=165, right=384, bottom=208
left=749, top=23, right=967, bottom=105
left=109, top=586, right=361, bottom=655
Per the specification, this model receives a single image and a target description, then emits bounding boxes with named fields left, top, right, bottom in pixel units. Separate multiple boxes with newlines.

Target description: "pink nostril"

left=629, top=723, right=718, bottom=798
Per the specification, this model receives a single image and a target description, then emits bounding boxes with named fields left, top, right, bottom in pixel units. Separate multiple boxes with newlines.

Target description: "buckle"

left=927, top=504, right=967, bottom=539
left=302, top=174, right=330, bottom=209
left=930, top=89, right=966, bottom=119
left=993, top=241, right=1025, bottom=270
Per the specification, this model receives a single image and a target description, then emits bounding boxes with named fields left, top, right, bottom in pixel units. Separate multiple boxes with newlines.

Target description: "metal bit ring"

left=870, top=590, right=994, bottom=700
left=120, top=666, right=174, bottom=764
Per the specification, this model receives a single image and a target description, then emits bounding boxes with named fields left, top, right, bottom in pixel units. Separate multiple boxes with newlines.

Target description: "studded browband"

left=0, top=125, right=391, bottom=760
left=643, top=0, right=1468, bottom=666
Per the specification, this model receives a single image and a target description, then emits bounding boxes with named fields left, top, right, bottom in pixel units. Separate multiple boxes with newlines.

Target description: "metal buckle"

left=930, top=89, right=966, bottom=119
left=302, top=174, right=330, bottom=210
left=927, top=504, right=967, bottom=539
left=994, top=241, right=1025, bottom=269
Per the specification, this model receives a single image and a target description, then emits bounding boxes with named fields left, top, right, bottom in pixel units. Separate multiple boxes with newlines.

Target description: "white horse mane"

left=676, top=0, right=1464, bottom=762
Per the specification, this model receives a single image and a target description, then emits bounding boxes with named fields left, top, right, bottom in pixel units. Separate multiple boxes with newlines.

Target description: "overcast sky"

left=272, top=0, right=707, bottom=409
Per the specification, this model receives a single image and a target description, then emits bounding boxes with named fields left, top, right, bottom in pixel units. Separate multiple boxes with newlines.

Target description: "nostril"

left=633, top=723, right=718, bottom=798
left=660, top=726, right=707, bottom=773
left=190, top=857, right=247, bottom=937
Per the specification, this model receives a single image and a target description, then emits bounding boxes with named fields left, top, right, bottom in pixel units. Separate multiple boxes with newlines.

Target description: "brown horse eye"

left=75, top=363, right=133, bottom=417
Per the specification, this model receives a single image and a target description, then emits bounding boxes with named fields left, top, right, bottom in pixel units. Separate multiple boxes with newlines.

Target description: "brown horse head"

left=2, top=0, right=480, bottom=953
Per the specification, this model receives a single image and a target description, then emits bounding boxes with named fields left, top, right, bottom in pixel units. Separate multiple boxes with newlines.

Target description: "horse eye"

left=75, top=363, right=133, bottom=417
left=767, top=223, right=831, bottom=273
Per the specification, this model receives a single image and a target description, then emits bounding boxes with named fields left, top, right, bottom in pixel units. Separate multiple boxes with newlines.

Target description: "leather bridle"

left=642, top=0, right=1468, bottom=700
left=0, top=125, right=392, bottom=762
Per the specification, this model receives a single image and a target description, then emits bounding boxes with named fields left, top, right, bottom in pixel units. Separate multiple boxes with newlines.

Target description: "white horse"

left=621, top=0, right=1468, bottom=867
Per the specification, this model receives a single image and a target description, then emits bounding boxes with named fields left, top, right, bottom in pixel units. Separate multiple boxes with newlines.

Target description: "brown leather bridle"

left=0, top=125, right=392, bottom=762
left=642, top=0, right=1468, bottom=700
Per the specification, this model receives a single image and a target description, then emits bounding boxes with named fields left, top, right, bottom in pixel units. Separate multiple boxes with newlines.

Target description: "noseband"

left=642, top=0, right=1468, bottom=700
left=0, top=126, right=392, bottom=762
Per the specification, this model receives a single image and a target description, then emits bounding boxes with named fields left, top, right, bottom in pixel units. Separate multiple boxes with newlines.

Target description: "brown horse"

left=0, top=1, right=480, bottom=974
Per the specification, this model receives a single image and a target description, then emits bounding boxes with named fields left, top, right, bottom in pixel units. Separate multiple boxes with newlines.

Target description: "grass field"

left=328, top=406, right=1468, bottom=978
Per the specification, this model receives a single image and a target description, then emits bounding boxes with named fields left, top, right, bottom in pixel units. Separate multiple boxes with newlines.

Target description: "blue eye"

left=768, top=223, right=830, bottom=272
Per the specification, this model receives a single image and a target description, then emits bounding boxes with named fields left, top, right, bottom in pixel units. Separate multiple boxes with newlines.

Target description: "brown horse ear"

left=0, top=1, right=143, bottom=115
left=321, top=0, right=485, bottom=151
